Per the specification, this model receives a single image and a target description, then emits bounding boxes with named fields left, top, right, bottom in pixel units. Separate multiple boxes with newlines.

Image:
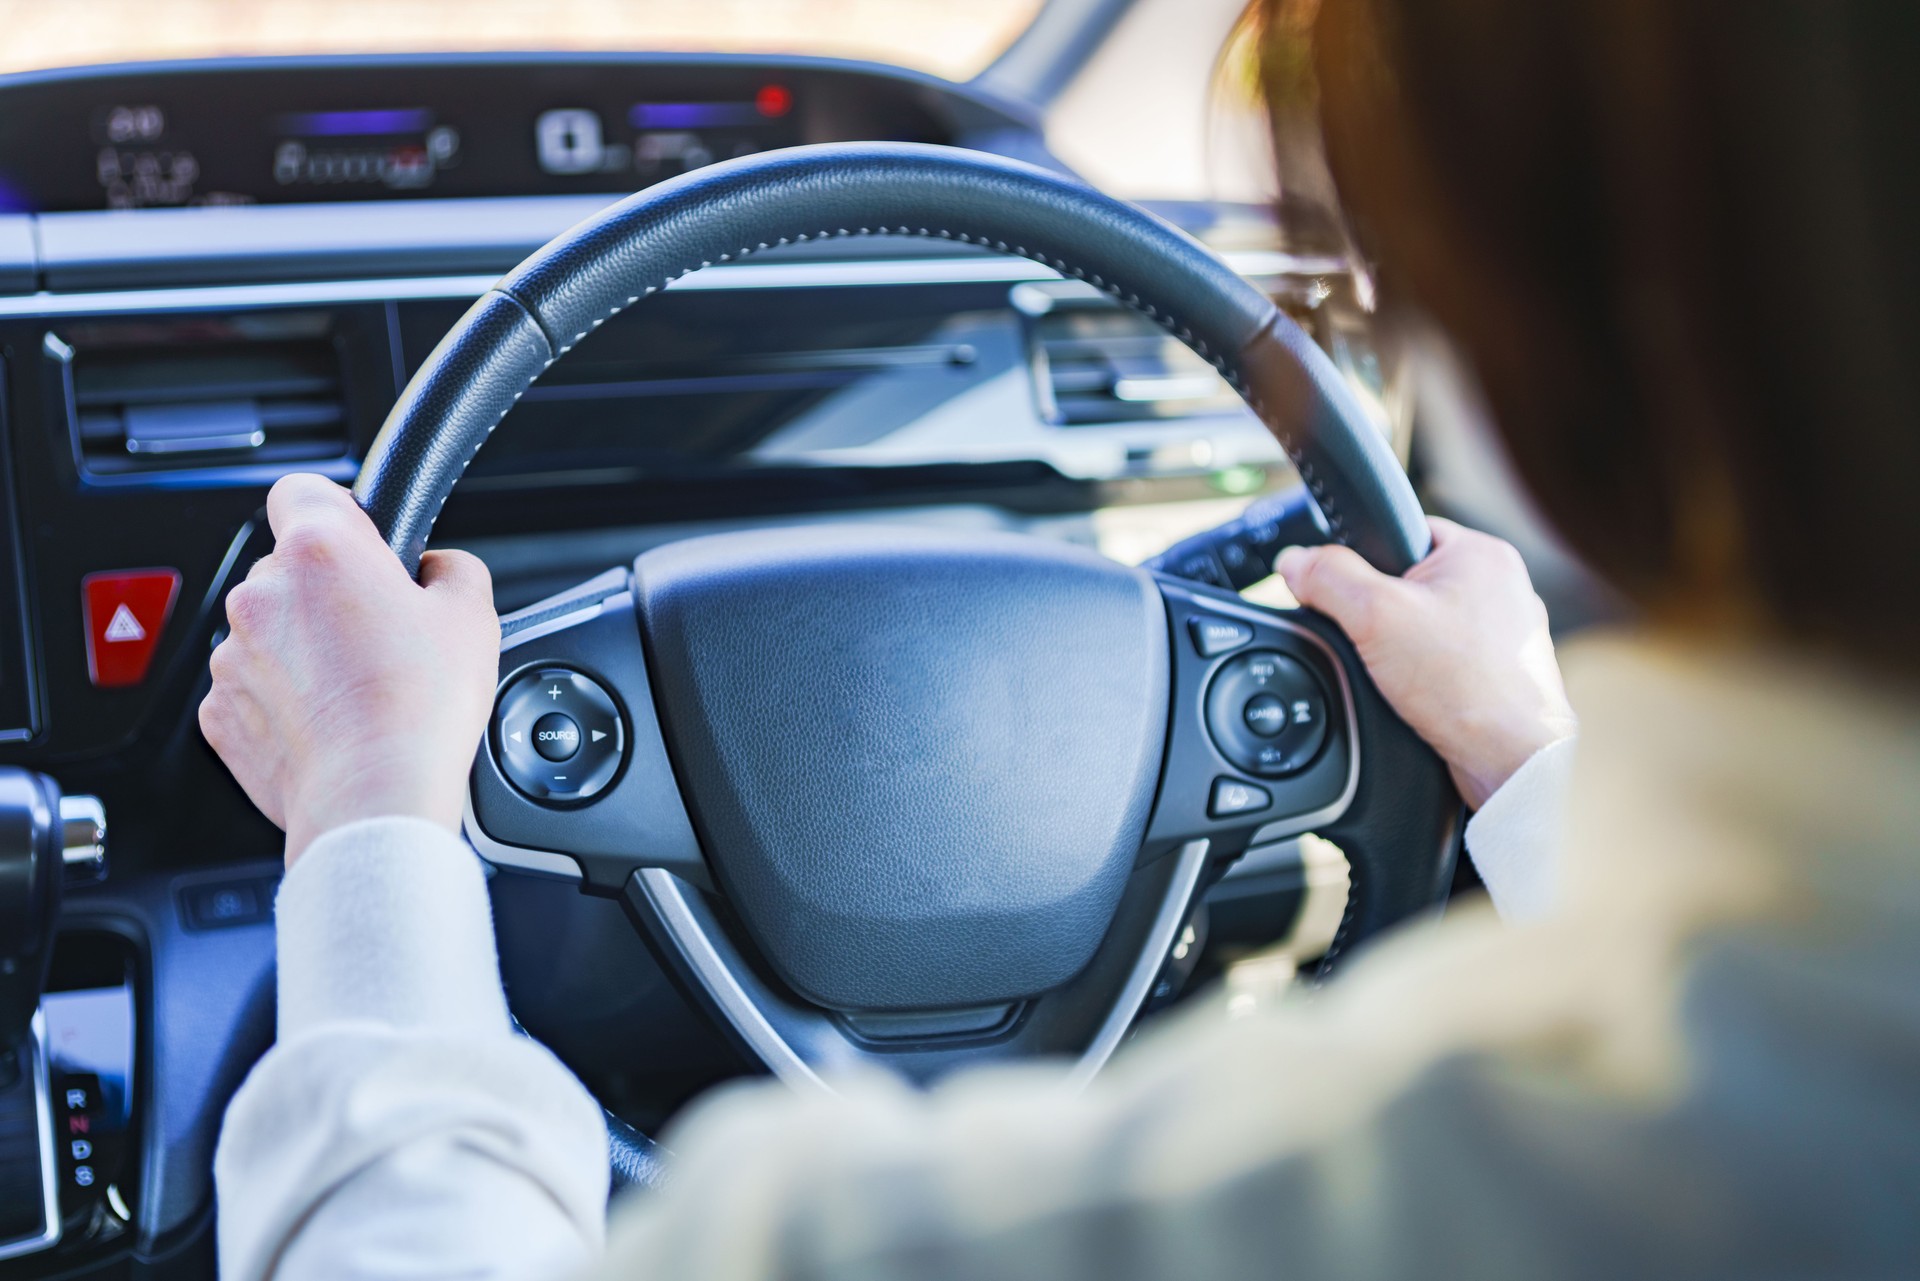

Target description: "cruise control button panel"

left=1204, top=650, right=1330, bottom=778
left=1143, top=586, right=1357, bottom=856
left=493, top=667, right=626, bottom=803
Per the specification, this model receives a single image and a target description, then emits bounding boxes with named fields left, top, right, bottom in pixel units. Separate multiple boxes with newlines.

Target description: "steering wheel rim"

left=355, top=142, right=1430, bottom=578
left=350, top=142, right=1461, bottom=1190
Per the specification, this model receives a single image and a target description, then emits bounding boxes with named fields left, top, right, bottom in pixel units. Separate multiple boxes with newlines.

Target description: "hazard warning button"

left=83, top=569, right=181, bottom=688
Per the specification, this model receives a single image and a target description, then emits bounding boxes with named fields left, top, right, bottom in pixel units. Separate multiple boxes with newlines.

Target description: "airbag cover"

left=633, top=526, right=1168, bottom=1011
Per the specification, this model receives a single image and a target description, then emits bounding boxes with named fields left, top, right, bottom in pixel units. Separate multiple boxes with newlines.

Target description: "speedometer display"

left=0, top=57, right=948, bottom=212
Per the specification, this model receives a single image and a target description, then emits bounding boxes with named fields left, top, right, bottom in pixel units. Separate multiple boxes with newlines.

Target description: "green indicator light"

left=1212, top=465, right=1266, bottom=496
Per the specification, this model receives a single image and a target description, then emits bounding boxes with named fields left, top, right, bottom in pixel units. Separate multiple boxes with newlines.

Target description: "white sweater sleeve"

left=214, top=817, right=610, bottom=1281
left=1463, top=734, right=1577, bottom=922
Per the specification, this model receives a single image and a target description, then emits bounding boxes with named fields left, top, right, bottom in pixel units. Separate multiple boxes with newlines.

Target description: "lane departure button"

left=493, top=667, right=625, bottom=803
left=1209, top=777, right=1272, bottom=818
left=1188, top=614, right=1254, bottom=658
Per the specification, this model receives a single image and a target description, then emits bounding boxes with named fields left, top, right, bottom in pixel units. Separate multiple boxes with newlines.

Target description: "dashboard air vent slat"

left=57, top=322, right=353, bottom=476
left=1016, top=285, right=1239, bottom=426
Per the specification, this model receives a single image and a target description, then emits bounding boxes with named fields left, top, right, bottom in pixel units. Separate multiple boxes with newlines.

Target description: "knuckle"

left=223, top=583, right=270, bottom=635
left=270, top=472, right=348, bottom=513
left=274, top=523, right=339, bottom=569
left=197, top=695, right=228, bottom=747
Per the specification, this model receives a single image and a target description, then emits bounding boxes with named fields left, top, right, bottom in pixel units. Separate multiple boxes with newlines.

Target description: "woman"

left=202, top=0, right=1920, bottom=1276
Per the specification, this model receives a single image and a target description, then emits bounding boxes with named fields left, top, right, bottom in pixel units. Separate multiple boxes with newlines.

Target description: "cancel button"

left=532, top=712, right=582, bottom=762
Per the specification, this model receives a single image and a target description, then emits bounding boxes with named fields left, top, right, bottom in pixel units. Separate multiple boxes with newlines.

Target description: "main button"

left=493, top=667, right=626, bottom=803
left=1188, top=614, right=1254, bottom=658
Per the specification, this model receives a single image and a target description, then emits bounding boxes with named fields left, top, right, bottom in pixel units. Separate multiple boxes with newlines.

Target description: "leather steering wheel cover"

left=352, top=142, right=1430, bottom=577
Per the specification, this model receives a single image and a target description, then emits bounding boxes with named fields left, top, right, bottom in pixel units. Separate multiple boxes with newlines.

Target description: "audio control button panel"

left=491, top=666, right=626, bottom=804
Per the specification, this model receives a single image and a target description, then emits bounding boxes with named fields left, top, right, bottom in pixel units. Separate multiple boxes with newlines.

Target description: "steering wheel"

left=350, top=143, right=1461, bottom=1190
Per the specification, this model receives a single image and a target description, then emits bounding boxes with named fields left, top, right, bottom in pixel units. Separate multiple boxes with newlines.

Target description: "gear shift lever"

left=0, top=769, right=107, bottom=1083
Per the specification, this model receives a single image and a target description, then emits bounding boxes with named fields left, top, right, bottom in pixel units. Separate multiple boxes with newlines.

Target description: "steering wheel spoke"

left=625, top=840, right=1211, bottom=1088
left=465, top=570, right=709, bottom=894
left=1143, top=579, right=1361, bottom=859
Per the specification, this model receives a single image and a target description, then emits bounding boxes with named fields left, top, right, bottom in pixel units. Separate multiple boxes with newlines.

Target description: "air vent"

left=1015, top=283, right=1239, bottom=426
left=53, top=312, right=352, bottom=476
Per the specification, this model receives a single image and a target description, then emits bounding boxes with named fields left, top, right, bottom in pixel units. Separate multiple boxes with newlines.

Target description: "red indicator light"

left=756, top=84, right=793, bottom=118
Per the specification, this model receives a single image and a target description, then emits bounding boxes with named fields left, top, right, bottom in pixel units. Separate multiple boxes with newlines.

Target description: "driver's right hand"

left=1277, top=517, right=1577, bottom=809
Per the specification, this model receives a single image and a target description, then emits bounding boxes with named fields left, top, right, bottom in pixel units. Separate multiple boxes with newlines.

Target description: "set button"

left=493, top=667, right=625, bottom=803
left=1203, top=649, right=1331, bottom=778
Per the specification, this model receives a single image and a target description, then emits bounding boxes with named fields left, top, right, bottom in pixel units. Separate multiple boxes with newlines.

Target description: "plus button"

left=546, top=684, right=563, bottom=700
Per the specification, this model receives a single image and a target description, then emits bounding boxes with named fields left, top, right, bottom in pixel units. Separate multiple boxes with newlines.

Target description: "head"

left=1247, top=0, right=1920, bottom=678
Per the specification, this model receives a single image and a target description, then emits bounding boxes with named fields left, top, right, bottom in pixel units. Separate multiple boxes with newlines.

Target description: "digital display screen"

left=0, top=62, right=835, bottom=213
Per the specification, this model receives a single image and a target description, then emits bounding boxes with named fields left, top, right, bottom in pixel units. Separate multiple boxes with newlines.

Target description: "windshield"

left=0, top=0, right=1046, bottom=82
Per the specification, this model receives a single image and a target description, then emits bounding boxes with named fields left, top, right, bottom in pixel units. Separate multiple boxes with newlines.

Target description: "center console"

left=0, top=936, right=140, bottom=1268
left=0, top=773, right=140, bottom=1273
left=0, top=1016, right=58, bottom=1262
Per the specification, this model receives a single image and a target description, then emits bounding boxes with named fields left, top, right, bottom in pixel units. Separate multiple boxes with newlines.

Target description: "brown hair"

left=1250, top=0, right=1920, bottom=675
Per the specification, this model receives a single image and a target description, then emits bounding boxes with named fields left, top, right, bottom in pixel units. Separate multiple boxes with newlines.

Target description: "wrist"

left=282, top=762, right=467, bottom=865
left=1447, top=709, right=1577, bottom=810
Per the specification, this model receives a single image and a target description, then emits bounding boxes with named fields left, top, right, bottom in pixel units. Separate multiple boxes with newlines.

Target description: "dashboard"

left=0, top=55, right=971, bottom=211
left=0, top=51, right=1398, bottom=1280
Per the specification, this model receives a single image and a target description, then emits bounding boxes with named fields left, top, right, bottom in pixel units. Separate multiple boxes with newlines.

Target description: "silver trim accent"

left=461, top=790, right=583, bottom=882
left=634, top=868, right=832, bottom=1095
left=58, top=794, right=107, bottom=885
left=1066, top=838, right=1210, bottom=1088
left=1220, top=835, right=1302, bottom=882
left=499, top=594, right=612, bottom=653
left=0, top=1012, right=63, bottom=1262
left=639, top=840, right=1211, bottom=1094
left=0, top=249, right=1316, bottom=320
left=1169, top=587, right=1363, bottom=845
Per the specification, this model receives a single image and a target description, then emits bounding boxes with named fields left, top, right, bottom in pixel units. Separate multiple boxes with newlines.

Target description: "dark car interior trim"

left=0, top=44, right=1429, bottom=1277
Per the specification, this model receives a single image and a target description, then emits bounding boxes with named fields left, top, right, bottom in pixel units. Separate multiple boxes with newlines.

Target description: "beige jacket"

left=217, top=637, right=1920, bottom=1279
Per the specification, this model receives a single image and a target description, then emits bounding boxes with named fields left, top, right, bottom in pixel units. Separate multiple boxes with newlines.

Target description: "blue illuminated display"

left=278, top=108, right=435, bottom=137
left=629, top=102, right=764, bottom=130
